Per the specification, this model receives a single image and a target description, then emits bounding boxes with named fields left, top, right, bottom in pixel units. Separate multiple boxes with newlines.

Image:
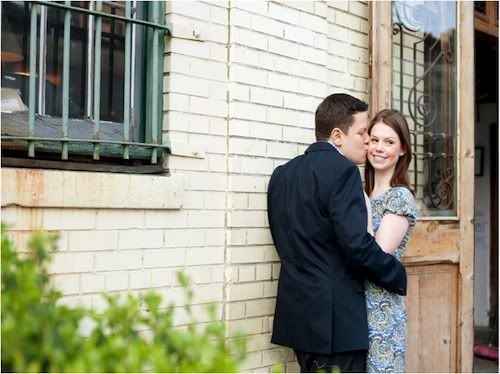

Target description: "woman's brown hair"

left=364, top=109, right=414, bottom=196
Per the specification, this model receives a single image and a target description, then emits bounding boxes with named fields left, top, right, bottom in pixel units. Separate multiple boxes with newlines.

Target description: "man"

left=267, top=93, right=407, bottom=373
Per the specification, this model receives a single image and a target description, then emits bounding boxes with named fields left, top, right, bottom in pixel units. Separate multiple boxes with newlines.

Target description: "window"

left=474, top=1, right=498, bottom=37
left=1, top=1, right=170, bottom=173
left=391, top=1, right=457, bottom=216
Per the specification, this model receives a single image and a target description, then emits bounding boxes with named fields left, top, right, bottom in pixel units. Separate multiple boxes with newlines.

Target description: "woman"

left=363, top=109, right=417, bottom=373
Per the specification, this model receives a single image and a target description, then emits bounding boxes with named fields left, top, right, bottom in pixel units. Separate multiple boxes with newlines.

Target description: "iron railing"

left=2, top=1, right=171, bottom=164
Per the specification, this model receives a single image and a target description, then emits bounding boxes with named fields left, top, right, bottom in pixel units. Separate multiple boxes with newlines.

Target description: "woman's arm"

left=375, top=214, right=410, bottom=255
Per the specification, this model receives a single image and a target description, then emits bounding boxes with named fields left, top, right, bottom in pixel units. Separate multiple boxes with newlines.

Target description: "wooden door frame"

left=474, top=1, right=498, bottom=38
left=457, top=4, right=475, bottom=372
left=368, top=2, right=475, bottom=372
left=368, top=1, right=392, bottom=115
left=489, top=122, right=498, bottom=329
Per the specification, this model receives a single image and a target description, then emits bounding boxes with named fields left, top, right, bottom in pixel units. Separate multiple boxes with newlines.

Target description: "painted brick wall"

left=163, top=0, right=230, bottom=336
left=224, top=1, right=369, bottom=371
left=1, top=1, right=370, bottom=372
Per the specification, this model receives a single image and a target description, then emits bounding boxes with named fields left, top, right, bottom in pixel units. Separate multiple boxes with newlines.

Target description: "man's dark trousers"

left=294, top=349, right=367, bottom=373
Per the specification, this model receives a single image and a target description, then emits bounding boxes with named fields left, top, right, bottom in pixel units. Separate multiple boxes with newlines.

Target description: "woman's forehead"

left=370, top=122, right=399, bottom=138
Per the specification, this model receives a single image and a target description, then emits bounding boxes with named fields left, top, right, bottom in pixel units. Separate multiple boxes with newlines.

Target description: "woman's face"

left=367, top=122, right=404, bottom=173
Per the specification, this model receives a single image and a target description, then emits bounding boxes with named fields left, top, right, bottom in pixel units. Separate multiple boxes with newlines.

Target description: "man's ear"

left=330, top=128, right=343, bottom=147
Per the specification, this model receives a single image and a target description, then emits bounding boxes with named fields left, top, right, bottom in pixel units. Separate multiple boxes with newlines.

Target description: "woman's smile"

left=371, top=154, right=388, bottom=162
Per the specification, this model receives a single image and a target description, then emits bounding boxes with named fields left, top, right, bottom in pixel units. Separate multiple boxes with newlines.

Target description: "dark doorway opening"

left=473, top=29, right=498, bottom=372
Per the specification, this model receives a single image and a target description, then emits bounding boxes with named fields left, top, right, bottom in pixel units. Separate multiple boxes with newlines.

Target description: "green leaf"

left=1, top=224, right=246, bottom=372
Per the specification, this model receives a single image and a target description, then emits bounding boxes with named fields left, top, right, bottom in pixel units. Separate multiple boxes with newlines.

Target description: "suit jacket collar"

left=305, top=141, right=342, bottom=155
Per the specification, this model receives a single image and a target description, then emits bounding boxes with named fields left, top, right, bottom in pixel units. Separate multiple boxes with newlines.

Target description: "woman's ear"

left=330, top=128, right=343, bottom=147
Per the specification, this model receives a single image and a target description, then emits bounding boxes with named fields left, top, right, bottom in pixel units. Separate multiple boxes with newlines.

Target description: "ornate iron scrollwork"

left=392, top=1, right=456, bottom=212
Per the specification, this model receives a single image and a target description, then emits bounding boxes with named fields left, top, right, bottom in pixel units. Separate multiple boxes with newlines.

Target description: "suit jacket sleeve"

left=328, top=163, right=407, bottom=295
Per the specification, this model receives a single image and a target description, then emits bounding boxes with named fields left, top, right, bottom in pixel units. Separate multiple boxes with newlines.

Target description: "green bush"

left=1, top=226, right=245, bottom=372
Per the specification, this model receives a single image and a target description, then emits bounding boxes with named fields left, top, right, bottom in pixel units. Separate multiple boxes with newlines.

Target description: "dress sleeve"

left=384, top=187, right=417, bottom=228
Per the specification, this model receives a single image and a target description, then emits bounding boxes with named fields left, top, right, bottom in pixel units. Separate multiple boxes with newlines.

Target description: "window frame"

left=474, top=1, right=498, bottom=37
left=1, top=0, right=171, bottom=173
left=368, top=1, right=460, bottom=219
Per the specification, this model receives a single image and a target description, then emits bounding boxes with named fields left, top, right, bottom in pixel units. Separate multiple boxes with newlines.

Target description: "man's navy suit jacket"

left=267, top=141, right=407, bottom=354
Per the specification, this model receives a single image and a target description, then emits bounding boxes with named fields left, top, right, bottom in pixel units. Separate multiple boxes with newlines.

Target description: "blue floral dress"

left=365, top=187, right=417, bottom=373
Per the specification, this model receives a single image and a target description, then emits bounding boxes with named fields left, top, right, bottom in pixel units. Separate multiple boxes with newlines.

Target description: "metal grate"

left=392, top=1, right=457, bottom=216
left=1, top=1, right=171, bottom=164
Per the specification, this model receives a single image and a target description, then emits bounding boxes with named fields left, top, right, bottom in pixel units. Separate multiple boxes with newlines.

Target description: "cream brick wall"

left=327, top=2, right=369, bottom=102
left=1, top=1, right=370, bottom=372
left=224, top=1, right=369, bottom=371
left=163, top=0, right=231, bottom=345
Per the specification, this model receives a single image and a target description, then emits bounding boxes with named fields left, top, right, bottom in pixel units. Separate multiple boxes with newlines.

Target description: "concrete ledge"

left=2, top=168, right=184, bottom=209
left=169, top=141, right=206, bottom=159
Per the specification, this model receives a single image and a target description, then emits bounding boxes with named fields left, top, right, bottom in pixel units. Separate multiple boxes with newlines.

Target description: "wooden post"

left=368, top=1, right=392, bottom=116
left=457, top=2, right=475, bottom=372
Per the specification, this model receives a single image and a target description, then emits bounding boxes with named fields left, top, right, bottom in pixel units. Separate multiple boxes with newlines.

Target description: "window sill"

left=2, top=168, right=184, bottom=209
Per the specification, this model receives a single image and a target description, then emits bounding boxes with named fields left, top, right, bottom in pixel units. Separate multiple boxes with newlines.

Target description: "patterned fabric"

left=365, top=187, right=417, bottom=373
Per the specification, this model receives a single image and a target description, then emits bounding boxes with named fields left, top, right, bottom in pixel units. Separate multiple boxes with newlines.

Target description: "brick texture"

left=1, top=1, right=370, bottom=371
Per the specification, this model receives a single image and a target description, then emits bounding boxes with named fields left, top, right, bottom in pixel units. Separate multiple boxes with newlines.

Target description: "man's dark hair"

left=315, top=93, right=368, bottom=140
